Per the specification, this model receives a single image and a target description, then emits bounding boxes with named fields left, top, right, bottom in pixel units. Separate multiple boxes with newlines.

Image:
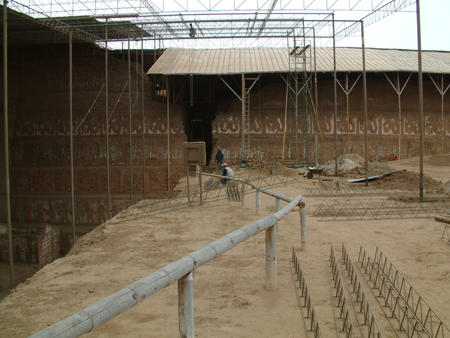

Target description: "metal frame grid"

left=313, top=199, right=450, bottom=221
left=290, top=245, right=325, bottom=338
left=357, top=244, right=450, bottom=338
left=107, top=163, right=299, bottom=223
left=305, top=186, right=419, bottom=197
left=5, top=0, right=418, bottom=49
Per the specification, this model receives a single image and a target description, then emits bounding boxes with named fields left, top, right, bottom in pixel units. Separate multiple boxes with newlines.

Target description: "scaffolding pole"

left=3, top=0, right=14, bottom=289
left=105, top=20, right=111, bottom=218
left=69, top=30, right=76, bottom=248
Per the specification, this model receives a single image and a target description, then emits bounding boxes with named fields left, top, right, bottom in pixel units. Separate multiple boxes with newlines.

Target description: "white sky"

left=337, top=0, right=450, bottom=51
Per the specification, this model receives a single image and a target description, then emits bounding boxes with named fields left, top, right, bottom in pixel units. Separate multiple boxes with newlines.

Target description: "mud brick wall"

left=0, top=224, right=60, bottom=267
left=0, top=45, right=187, bottom=225
left=211, top=76, right=450, bottom=164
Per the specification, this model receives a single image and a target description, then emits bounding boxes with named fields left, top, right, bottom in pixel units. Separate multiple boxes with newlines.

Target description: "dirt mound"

left=322, top=154, right=395, bottom=177
left=370, top=171, right=442, bottom=190
left=427, top=154, right=450, bottom=166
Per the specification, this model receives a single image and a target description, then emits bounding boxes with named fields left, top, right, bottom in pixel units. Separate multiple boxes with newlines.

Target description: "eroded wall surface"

left=0, top=45, right=187, bottom=229
left=212, top=77, right=450, bottom=164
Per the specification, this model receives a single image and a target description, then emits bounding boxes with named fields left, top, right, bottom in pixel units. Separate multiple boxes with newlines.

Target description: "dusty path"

left=0, top=156, right=449, bottom=337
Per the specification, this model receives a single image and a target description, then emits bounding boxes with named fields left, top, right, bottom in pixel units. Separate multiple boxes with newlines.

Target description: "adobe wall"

left=211, top=75, right=450, bottom=165
left=0, top=45, right=187, bottom=231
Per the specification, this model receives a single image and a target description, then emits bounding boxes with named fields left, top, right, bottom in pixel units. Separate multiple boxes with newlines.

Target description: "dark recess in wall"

left=185, top=102, right=218, bottom=164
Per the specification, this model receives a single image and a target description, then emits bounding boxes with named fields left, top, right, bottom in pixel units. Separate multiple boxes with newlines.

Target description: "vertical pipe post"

left=241, top=74, right=245, bottom=159
left=128, top=35, right=133, bottom=205
left=314, top=28, right=319, bottom=167
left=256, top=190, right=261, bottom=215
left=3, top=0, right=14, bottom=288
left=69, top=31, right=76, bottom=246
left=397, top=73, right=402, bottom=159
left=166, top=75, right=171, bottom=191
left=186, top=165, right=190, bottom=204
left=315, top=135, right=318, bottom=167
left=178, top=271, right=194, bottom=338
left=441, top=74, right=445, bottom=154
left=105, top=20, right=111, bottom=218
left=142, top=26, right=146, bottom=198
left=241, top=182, right=245, bottom=205
left=416, top=0, right=424, bottom=202
left=300, top=202, right=306, bottom=251
left=282, top=80, right=288, bottom=161
left=332, top=14, right=338, bottom=177
left=346, top=73, right=350, bottom=154
left=265, top=198, right=279, bottom=290
left=198, top=165, right=203, bottom=205
left=361, top=21, right=369, bottom=186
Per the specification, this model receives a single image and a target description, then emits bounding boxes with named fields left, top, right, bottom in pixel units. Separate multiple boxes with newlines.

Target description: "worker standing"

left=215, top=149, right=224, bottom=173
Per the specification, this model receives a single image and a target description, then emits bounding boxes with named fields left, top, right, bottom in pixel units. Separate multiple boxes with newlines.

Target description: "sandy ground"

left=0, top=155, right=449, bottom=338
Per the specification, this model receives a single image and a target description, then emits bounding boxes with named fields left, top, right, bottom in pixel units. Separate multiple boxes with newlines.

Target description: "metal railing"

left=29, top=178, right=306, bottom=338
left=107, top=164, right=299, bottom=223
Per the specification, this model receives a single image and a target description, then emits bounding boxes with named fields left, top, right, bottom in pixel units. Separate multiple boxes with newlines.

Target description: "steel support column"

left=313, top=29, right=319, bottom=167
left=3, top=0, right=14, bottom=288
left=128, top=36, right=133, bottom=204
left=416, top=0, right=424, bottom=202
left=69, top=31, right=76, bottom=245
left=332, top=14, right=338, bottom=177
left=361, top=21, right=369, bottom=186
left=105, top=20, right=111, bottom=218
left=166, top=75, right=171, bottom=191
left=142, top=26, right=146, bottom=198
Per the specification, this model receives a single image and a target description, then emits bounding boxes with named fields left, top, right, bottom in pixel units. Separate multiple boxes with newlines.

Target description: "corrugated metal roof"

left=147, top=47, right=450, bottom=75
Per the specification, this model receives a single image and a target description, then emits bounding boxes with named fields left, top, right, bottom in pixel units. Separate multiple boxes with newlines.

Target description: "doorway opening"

left=185, top=102, right=218, bottom=164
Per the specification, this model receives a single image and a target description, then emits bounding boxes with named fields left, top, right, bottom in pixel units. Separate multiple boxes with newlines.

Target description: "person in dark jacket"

left=215, top=149, right=224, bottom=173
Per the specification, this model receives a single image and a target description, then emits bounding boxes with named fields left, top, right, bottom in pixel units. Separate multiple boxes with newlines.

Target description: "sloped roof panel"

left=147, top=47, right=450, bottom=75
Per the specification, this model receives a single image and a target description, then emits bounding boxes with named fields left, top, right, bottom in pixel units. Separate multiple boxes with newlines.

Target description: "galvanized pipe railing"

left=29, top=184, right=304, bottom=338
left=202, top=172, right=307, bottom=249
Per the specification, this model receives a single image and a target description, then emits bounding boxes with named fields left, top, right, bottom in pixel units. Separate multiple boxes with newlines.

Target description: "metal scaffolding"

left=287, top=32, right=314, bottom=164
left=1, top=0, right=422, bottom=289
left=4, top=0, right=417, bottom=49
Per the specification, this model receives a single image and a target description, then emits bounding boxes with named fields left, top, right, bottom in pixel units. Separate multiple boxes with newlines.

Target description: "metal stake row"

left=290, top=245, right=325, bottom=338
left=372, top=245, right=450, bottom=338
left=340, top=243, right=383, bottom=338
left=327, top=245, right=357, bottom=338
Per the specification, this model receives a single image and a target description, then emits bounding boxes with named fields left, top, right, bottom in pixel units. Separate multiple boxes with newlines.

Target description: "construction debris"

left=322, top=153, right=395, bottom=177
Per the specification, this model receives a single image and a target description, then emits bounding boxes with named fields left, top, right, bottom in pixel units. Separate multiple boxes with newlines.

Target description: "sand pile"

left=322, top=153, right=395, bottom=177
left=371, top=171, right=442, bottom=190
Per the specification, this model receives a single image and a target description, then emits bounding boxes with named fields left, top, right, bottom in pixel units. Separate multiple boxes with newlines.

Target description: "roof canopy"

left=148, top=47, right=450, bottom=75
